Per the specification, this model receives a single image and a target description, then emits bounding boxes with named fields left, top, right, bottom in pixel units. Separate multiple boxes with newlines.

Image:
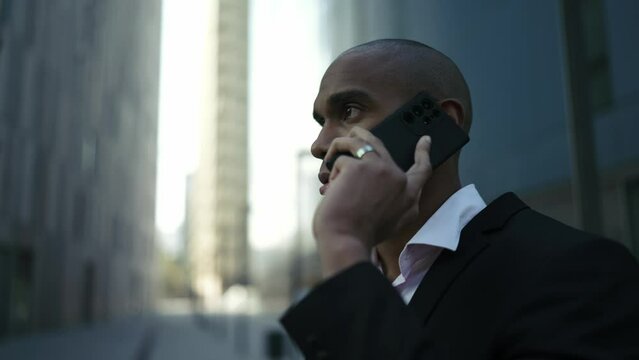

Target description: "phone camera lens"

left=403, top=112, right=415, bottom=123
left=422, top=100, right=433, bottom=109
left=412, top=105, right=424, bottom=117
left=423, top=116, right=431, bottom=125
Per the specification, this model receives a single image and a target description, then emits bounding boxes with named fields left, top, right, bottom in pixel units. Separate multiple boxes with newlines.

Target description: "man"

left=280, top=39, right=639, bottom=359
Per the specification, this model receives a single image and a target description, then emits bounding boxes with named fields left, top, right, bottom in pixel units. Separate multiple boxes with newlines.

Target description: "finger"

left=405, top=136, right=433, bottom=195
left=348, top=126, right=392, bottom=161
left=329, top=154, right=358, bottom=182
left=325, top=136, right=378, bottom=169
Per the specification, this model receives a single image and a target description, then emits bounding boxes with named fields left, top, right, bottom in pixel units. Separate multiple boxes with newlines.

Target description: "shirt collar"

left=372, top=184, right=487, bottom=278
left=407, top=184, right=486, bottom=252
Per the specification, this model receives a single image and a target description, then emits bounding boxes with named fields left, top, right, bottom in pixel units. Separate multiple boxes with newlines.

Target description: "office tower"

left=188, top=0, right=249, bottom=309
left=0, top=0, right=161, bottom=336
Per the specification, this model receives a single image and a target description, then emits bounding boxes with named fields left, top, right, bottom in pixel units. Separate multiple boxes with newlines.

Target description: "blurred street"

left=0, top=311, right=297, bottom=360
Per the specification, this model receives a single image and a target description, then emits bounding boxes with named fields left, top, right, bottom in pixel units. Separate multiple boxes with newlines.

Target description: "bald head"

left=335, top=39, right=473, bottom=132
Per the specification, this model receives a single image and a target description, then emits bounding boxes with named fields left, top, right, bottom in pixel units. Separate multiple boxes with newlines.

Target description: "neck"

left=376, top=167, right=461, bottom=281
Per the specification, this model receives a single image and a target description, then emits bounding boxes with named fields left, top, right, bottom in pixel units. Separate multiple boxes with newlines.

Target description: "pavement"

left=0, top=312, right=301, bottom=360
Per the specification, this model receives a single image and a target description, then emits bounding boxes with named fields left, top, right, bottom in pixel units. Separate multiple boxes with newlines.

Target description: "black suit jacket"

left=280, top=193, right=639, bottom=359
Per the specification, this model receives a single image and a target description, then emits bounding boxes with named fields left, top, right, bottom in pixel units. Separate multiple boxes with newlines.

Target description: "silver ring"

left=355, top=144, right=376, bottom=159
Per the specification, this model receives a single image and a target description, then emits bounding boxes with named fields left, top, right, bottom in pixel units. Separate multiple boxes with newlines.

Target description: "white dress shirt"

left=372, top=184, right=486, bottom=303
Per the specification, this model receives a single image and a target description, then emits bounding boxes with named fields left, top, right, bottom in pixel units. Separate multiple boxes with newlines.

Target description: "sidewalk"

left=0, top=313, right=299, bottom=360
left=151, top=314, right=250, bottom=360
left=0, top=316, right=149, bottom=360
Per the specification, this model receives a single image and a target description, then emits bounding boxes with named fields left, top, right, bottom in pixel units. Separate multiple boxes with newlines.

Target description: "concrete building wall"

left=0, top=0, right=161, bottom=337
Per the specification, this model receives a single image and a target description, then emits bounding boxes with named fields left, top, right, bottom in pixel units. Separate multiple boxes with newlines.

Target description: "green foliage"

left=159, top=249, right=190, bottom=298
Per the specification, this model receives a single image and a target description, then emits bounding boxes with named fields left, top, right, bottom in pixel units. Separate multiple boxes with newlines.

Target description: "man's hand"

left=313, top=127, right=433, bottom=278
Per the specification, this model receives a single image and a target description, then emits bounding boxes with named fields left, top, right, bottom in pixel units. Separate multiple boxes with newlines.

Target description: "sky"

left=155, top=0, right=210, bottom=252
left=247, top=0, right=327, bottom=250
left=155, top=0, right=328, bottom=252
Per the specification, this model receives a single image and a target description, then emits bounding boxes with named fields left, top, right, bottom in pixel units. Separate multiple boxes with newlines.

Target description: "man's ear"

left=439, top=99, right=466, bottom=132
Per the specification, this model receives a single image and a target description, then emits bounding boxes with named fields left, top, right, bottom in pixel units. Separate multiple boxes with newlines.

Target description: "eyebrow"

left=313, top=89, right=374, bottom=124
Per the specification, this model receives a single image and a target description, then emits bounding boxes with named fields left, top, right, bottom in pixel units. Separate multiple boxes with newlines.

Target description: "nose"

left=311, top=125, right=339, bottom=160
left=310, top=137, right=327, bottom=160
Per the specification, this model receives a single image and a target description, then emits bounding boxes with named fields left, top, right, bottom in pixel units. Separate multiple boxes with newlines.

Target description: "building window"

left=626, top=179, right=639, bottom=259
left=12, top=248, right=32, bottom=333
left=73, top=191, right=87, bottom=240
left=0, top=130, right=6, bottom=218
left=0, top=246, right=33, bottom=338
left=0, top=247, right=10, bottom=337
left=81, top=262, right=95, bottom=323
left=579, top=0, right=613, bottom=114
left=0, top=0, right=12, bottom=27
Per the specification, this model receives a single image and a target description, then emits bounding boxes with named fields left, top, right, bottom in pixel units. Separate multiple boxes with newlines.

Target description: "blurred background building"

left=0, top=0, right=161, bottom=337
left=290, top=0, right=639, bottom=295
left=188, top=0, right=250, bottom=310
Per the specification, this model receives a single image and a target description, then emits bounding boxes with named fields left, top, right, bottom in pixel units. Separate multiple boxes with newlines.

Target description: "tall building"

left=0, top=0, right=161, bottom=337
left=188, top=0, right=249, bottom=309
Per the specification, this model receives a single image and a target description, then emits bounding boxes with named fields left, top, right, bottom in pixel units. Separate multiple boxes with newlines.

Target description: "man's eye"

left=344, top=106, right=361, bottom=121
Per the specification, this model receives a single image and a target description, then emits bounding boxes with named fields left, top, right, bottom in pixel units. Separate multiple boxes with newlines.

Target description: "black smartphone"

left=326, top=91, right=469, bottom=172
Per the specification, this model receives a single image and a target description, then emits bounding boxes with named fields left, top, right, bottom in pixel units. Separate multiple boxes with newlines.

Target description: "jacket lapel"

left=407, top=192, right=529, bottom=324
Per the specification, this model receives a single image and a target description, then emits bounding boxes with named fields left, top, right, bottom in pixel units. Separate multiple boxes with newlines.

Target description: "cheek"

left=364, top=118, right=385, bottom=130
left=354, top=115, right=386, bottom=132
left=320, top=123, right=349, bottom=141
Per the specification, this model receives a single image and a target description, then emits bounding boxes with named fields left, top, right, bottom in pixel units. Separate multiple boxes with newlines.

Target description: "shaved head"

left=334, top=39, right=473, bottom=132
left=310, top=39, right=473, bottom=270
